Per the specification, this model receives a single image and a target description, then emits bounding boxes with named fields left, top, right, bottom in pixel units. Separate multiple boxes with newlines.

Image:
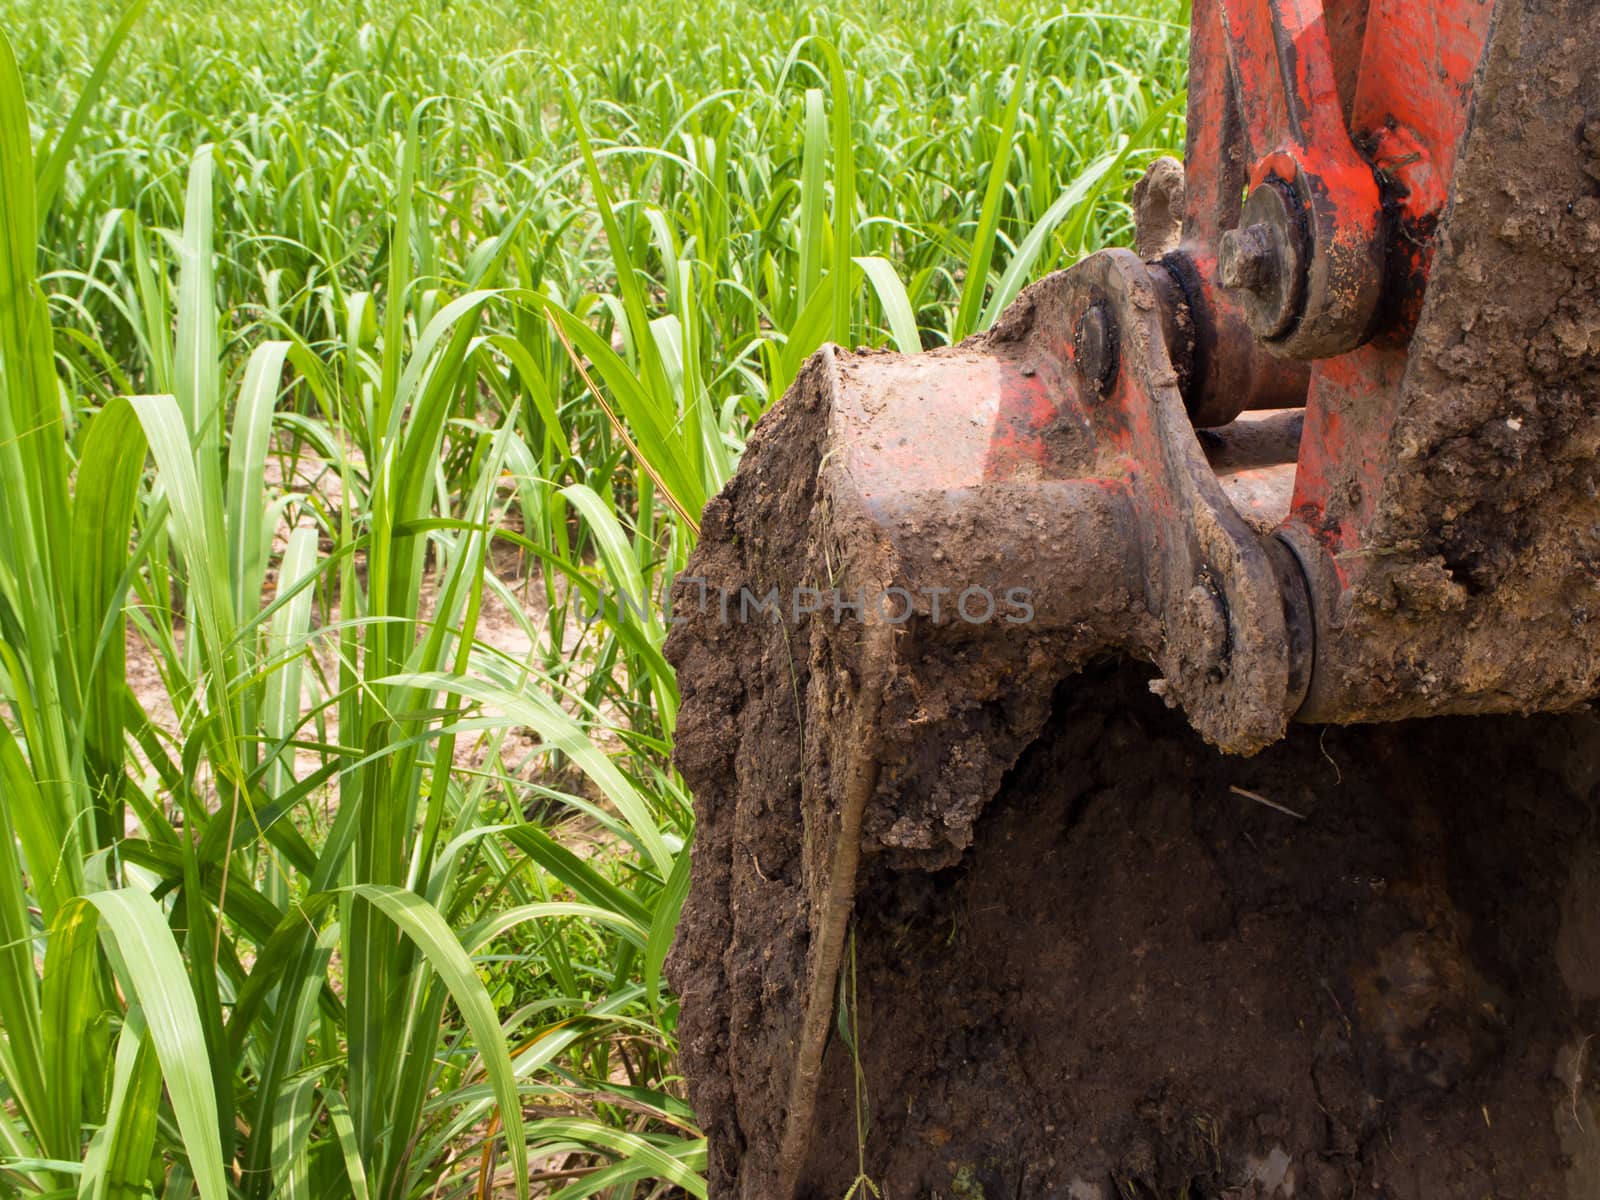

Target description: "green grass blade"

left=0, top=720, right=47, bottom=1146
left=88, top=1009, right=162, bottom=1200
left=79, top=890, right=228, bottom=1200
left=323, top=1092, right=370, bottom=1200
left=501, top=822, right=652, bottom=931
left=267, top=1072, right=319, bottom=1200
left=0, top=28, right=37, bottom=315
left=535, top=1120, right=705, bottom=1199
left=954, top=34, right=1039, bottom=341
left=773, top=270, right=839, bottom=399
left=226, top=341, right=291, bottom=626
left=32, top=0, right=153, bottom=224
left=395, top=672, right=673, bottom=877
left=979, top=142, right=1127, bottom=328
left=853, top=256, right=921, bottom=353
left=815, top=40, right=855, bottom=346
left=645, top=844, right=691, bottom=1009
left=260, top=525, right=318, bottom=809
left=0, top=642, right=73, bottom=884
left=129, top=393, right=238, bottom=729
left=378, top=105, right=422, bottom=429
left=560, top=86, right=673, bottom=408
left=559, top=483, right=655, bottom=634
left=540, top=303, right=703, bottom=523
left=797, top=87, right=826, bottom=311
left=68, top=396, right=146, bottom=811
left=174, top=147, right=219, bottom=452
left=40, top=899, right=101, bottom=1162
left=466, top=902, right=649, bottom=954
left=0, top=27, right=80, bottom=911
left=543, top=1138, right=707, bottom=1200
left=344, top=884, right=529, bottom=1200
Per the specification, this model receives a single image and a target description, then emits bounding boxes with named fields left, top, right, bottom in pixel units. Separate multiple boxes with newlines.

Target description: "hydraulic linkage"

left=749, top=0, right=1600, bottom=754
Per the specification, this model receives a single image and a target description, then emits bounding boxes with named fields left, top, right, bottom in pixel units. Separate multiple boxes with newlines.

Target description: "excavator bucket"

left=664, top=1, right=1600, bottom=1195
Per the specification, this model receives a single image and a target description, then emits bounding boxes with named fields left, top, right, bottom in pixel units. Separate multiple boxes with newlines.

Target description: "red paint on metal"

left=1322, top=0, right=1371, bottom=116
left=1277, top=0, right=1494, bottom=573
left=983, top=371, right=1066, bottom=481
left=1350, top=0, right=1497, bottom=326
left=835, top=0, right=1502, bottom=735
left=1214, top=0, right=1387, bottom=357
left=1180, top=0, right=1248, bottom=249
left=1146, top=1, right=1498, bottom=617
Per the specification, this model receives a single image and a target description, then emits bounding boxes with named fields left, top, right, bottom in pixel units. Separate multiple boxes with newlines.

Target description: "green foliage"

left=0, top=0, right=1184, bottom=1194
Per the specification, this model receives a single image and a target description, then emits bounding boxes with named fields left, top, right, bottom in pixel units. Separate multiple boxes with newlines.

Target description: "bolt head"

left=1074, top=300, right=1119, bottom=396
left=1219, top=223, right=1275, bottom=291
left=1182, top=581, right=1231, bottom=674
left=1220, top=180, right=1307, bottom=342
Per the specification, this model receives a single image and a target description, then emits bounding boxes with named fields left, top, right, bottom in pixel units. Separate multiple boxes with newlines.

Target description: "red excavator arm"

left=789, top=0, right=1600, bottom=755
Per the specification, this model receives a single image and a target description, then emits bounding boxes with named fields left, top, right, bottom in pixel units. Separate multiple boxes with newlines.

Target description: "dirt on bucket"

left=800, top=662, right=1600, bottom=1198
left=671, top=638, right=1600, bottom=1198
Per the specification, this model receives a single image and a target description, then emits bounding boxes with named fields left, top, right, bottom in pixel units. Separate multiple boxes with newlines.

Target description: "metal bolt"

left=1074, top=300, right=1118, bottom=396
left=1183, top=580, right=1231, bottom=674
left=1218, top=223, right=1276, bottom=292
left=1218, top=180, right=1307, bottom=342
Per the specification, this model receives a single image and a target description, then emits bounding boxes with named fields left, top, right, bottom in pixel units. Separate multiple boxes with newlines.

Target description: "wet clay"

left=671, top=623, right=1600, bottom=1197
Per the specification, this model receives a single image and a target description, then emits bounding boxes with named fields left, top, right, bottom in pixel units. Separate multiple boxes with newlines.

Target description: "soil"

left=802, top=662, right=1600, bottom=1199
left=672, top=599, right=1600, bottom=1198
left=1131, top=156, right=1185, bottom=261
